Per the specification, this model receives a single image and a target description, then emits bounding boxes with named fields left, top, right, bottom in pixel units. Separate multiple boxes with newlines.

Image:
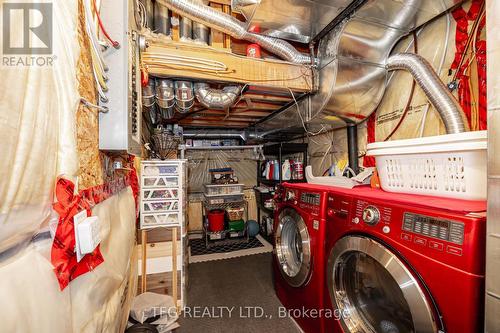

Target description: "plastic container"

left=282, top=159, right=291, bottom=181
left=204, top=184, right=244, bottom=196
left=226, top=207, right=244, bottom=221
left=366, top=131, right=487, bottom=200
left=207, top=209, right=225, bottom=232
left=203, top=193, right=244, bottom=205
left=228, top=219, right=245, bottom=232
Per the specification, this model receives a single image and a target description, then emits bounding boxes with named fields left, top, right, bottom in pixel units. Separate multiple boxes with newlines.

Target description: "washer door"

left=327, top=236, right=437, bottom=333
left=275, top=207, right=311, bottom=287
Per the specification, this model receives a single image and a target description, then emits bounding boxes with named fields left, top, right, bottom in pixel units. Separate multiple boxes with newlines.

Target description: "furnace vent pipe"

left=156, top=0, right=311, bottom=64
left=386, top=53, right=469, bottom=134
left=194, top=83, right=241, bottom=110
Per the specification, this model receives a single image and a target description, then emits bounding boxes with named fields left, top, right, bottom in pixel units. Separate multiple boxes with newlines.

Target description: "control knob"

left=285, top=190, right=295, bottom=201
left=362, top=206, right=380, bottom=225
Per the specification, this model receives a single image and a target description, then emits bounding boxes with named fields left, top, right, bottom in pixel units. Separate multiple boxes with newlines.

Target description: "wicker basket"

left=151, top=126, right=181, bottom=160
left=226, top=207, right=244, bottom=221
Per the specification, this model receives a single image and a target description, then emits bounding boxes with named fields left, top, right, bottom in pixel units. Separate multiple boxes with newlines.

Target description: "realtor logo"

left=2, top=3, right=53, bottom=55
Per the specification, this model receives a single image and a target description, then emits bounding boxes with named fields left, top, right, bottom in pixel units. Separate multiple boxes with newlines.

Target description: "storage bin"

left=207, top=209, right=225, bottom=232
left=226, top=207, right=245, bottom=221
left=366, top=131, right=487, bottom=200
left=204, top=184, right=244, bottom=196
left=228, top=219, right=245, bottom=232
left=203, top=193, right=244, bottom=205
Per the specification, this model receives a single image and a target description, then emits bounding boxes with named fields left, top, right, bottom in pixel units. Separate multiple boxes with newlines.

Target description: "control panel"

left=301, top=192, right=321, bottom=206
left=354, top=200, right=392, bottom=225
left=402, top=212, right=465, bottom=245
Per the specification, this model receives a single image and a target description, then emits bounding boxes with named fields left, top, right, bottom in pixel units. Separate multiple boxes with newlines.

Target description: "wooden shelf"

left=143, top=39, right=314, bottom=93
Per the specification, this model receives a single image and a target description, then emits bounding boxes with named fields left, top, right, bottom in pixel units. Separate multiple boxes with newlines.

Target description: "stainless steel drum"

left=275, top=207, right=311, bottom=287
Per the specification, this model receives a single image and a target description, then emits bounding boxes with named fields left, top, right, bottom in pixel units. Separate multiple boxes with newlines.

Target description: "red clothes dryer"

left=273, top=183, right=330, bottom=333
left=322, top=186, right=486, bottom=333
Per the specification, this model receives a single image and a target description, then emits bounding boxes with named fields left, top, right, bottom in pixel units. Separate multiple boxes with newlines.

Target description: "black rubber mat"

left=190, top=236, right=265, bottom=256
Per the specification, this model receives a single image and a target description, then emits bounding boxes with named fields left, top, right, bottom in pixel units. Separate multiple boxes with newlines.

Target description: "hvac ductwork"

left=180, top=17, right=193, bottom=40
left=155, top=0, right=311, bottom=64
left=256, top=0, right=468, bottom=135
left=174, top=81, right=195, bottom=113
left=194, top=83, right=241, bottom=110
left=154, top=1, right=171, bottom=35
left=386, top=53, right=469, bottom=133
left=183, top=129, right=247, bottom=141
left=155, top=79, right=175, bottom=119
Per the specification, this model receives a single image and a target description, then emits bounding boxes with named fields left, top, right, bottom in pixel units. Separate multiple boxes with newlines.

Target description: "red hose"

left=92, top=0, right=120, bottom=49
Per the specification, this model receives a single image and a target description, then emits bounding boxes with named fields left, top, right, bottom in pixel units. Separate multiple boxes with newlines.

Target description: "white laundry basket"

left=366, top=131, right=487, bottom=200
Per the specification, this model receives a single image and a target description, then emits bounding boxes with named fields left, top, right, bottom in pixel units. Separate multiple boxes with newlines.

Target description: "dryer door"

left=327, top=236, right=437, bottom=333
left=275, top=207, right=311, bottom=287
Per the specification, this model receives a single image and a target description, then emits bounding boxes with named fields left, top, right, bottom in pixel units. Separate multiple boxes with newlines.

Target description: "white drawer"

left=142, top=200, right=179, bottom=213
left=143, top=164, right=179, bottom=176
left=142, top=175, right=179, bottom=188
left=142, top=188, right=179, bottom=201
left=141, top=212, right=180, bottom=228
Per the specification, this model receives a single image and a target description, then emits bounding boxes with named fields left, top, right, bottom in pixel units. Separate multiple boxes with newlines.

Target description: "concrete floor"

left=176, top=253, right=301, bottom=333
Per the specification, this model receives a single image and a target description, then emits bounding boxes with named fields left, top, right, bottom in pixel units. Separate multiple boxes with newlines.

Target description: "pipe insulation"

left=386, top=53, right=469, bottom=134
left=155, top=0, right=311, bottom=64
left=194, top=83, right=241, bottom=110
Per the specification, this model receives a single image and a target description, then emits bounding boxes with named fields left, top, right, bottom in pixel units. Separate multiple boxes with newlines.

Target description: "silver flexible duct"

left=156, top=79, right=175, bottom=119
left=194, top=83, right=241, bottom=110
left=156, top=0, right=311, bottom=64
left=386, top=53, right=469, bottom=134
left=174, top=81, right=195, bottom=113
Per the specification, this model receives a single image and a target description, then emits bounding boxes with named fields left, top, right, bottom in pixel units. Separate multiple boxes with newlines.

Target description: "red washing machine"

left=273, top=183, right=330, bottom=333
left=323, top=186, right=486, bottom=333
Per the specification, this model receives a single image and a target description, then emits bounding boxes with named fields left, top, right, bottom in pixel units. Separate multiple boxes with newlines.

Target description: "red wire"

left=383, top=31, right=418, bottom=142
left=92, top=0, right=120, bottom=49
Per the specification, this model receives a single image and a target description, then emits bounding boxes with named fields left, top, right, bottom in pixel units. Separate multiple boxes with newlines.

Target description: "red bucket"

left=207, top=209, right=225, bottom=232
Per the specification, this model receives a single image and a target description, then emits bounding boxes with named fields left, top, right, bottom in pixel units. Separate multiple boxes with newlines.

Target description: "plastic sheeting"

left=0, top=0, right=80, bottom=252
left=186, top=149, right=258, bottom=193
left=0, top=187, right=137, bottom=333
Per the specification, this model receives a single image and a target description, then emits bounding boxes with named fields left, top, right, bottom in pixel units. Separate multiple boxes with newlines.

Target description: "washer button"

left=382, top=226, right=390, bottom=234
left=352, top=217, right=360, bottom=224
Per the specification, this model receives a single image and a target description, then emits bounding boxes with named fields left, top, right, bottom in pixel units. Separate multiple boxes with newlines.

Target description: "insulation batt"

left=0, top=188, right=137, bottom=332
left=0, top=0, right=80, bottom=252
left=0, top=1, right=137, bottom=332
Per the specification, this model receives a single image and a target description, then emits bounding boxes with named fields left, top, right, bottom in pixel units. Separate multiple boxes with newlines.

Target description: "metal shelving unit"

left=256, top=142, right=308, bottom=243
left=202, top=194, right=249, bottom=248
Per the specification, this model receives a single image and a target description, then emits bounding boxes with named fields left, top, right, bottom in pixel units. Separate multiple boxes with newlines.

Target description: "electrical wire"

left=287, top=87, right=326, bottom=139
left=451, top=0, right=485, bottom=83
left=382, top=31, right=418, bottom=142
left=92, top=0, right=120, bottom=49
left=81, top=98, right=109, bottom=113
left=83, top=0, right=107, bottom=70
left=419, top=5, right=451, bottom=137
left=143, top=54, right=232, bottom=74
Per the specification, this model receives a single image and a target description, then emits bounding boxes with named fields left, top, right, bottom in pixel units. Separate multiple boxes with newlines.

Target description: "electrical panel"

left=98, top=0, right=142, bottom=155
